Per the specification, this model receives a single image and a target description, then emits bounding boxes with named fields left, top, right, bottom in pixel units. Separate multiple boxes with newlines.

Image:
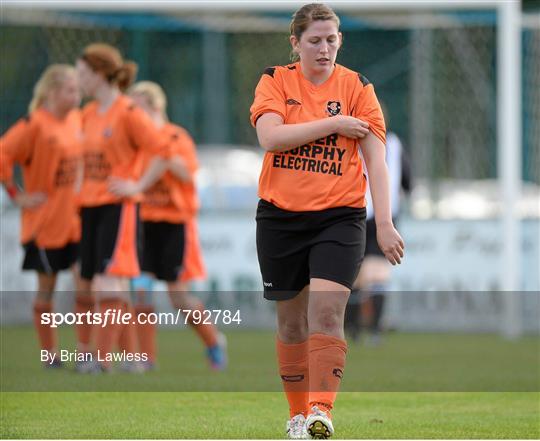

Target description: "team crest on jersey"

left=103, top=127, right=113, bottom=138
left=326, top=101, right=341, bottom=116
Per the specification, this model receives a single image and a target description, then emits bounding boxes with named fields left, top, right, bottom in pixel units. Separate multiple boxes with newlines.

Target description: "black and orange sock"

left=33, top=301, right=56, bottom=353
left=308, top=333, right=347, bottom=415
left=134, top=304, right=157, bottom=362
left=277, top=337, right=310, bottom=418
left=75, top=294, right=95, bottom=352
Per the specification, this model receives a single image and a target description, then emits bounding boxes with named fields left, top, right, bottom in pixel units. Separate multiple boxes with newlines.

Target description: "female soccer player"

left=250, top=4, right=404, bottom=439
left=76, top=44, right=169, bottom=372
left=0, top=64, right=84, bottom=367
left=113, top=81, right=226, bottom=371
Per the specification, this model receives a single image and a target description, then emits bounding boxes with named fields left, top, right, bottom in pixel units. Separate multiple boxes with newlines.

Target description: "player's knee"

left=310, top=307, right=342, bottom=334
left=278, top=317, right=308, bottom=343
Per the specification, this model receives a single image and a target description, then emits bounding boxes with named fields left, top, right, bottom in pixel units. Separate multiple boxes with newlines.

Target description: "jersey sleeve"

left=124, top=104, right=170, bottom=158
left=0, top=116, right=36, bottom=182
left=172, top=129, right=198, bottom=177
left=353, top=75, right=386, bottom=145
left=249, top=67, right=286, bottom=127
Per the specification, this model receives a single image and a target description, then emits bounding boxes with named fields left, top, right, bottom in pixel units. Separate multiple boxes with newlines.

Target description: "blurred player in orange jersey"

left=0, top=64, right=86, bottom=368
left=114, top=81, right=227, bottom=372
left=76, top=44, right=170, bottom=373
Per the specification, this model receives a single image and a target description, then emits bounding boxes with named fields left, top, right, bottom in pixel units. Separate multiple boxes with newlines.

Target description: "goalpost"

left=1, top=0, right=527, bottom=337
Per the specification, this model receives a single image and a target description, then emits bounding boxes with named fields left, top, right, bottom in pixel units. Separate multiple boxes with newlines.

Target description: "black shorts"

left=364, top=217, right=397, bottom=257
left=22, top=241, right=79, bottom=274
left=256, top=199, right=366, bottom=301
left=80, top=203, right=142, bottom=280
left=141, top=221, right=185, bottom=282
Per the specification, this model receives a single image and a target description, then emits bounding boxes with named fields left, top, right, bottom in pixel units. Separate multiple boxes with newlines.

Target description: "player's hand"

left=108, top=177, right=142, bottom=197
left=334, top=115, right=370, bottom=139
left=376, top=223, right=405, bottom=265
left=14, top=192, right=47, bottom=209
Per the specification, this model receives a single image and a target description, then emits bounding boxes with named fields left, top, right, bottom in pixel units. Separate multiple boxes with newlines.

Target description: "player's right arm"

left=0, top=117, right=46, bottom=208
left=255, top=113, right=369, bottom=152
left=166, top=128, right=198, bottom=184
left=250, top=68, right=369, bottom=152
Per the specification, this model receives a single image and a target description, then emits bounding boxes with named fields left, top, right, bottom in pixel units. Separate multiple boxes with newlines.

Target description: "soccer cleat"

left=140, top=360, right=156, bottom=372
left=119, top=360, right=144, bottom=373
left=206, top=332, right=228, bottom=371
left=43, top=358, right=63, bottom=369
left=286, top=414, right=308, bottom=439
left=75, top=358, right=109, bottom=374
left=306, top=406, right=334, bottom=439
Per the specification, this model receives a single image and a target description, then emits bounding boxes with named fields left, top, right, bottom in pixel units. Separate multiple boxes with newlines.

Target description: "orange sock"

left=134, top=304, right=157, bottom=362
left=308, top=333, right=348, bottom=414
left=117, top=301, right=137, bottom=355
left=75, top=294, right=94, bottom=351
left=33, top=301, right=56, bottom=353
left=185, top=301, right=218, bottom=348
left=276, top=338, right=309, bottom=418
left=95, top=298, right=125, bottom=369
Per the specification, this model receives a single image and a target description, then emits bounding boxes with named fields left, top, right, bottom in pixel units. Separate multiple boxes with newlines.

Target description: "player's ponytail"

left=28, top=64, right=75, bottom=114
left=80, top=43, right=138, bottom=91
left=116, top=61, right=138, bottom=92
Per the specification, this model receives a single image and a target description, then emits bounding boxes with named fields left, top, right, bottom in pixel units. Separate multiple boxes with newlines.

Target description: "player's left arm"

left=108, top=105, right=169, bottom=197
left=167, top=132, right=197, bottom=184
left=360, top=132, right=405, bottom=265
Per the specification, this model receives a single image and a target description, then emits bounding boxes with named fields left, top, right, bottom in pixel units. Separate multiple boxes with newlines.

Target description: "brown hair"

left=29, top=64, right=76, bottom=113
left=290, top=3, right=340, bottom=61
left=129, top=81, right=169, bottom=121
left=80, top=43, right=138, bottom=91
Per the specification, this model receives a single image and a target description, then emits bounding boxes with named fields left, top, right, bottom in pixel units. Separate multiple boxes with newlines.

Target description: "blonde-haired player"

left=115, top=81, right=227, bottom=371
left=0, top=64, right=86, bottom=367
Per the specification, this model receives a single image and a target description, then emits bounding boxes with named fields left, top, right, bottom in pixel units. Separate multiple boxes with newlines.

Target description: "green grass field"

left=1, top=327, right=539, bottom=439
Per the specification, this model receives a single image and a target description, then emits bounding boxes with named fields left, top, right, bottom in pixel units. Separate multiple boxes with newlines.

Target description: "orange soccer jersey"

left=80, top=95, right=169, bottom=207
left=140, top=123, right=199, bottom=224
left=250, top=62, right=386, bottom=212
left=0, top=108, right=82, bottom=248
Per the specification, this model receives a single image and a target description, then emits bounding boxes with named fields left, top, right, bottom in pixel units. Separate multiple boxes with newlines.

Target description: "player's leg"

left=130, top=273, right=157, bottom=371
left=304, top=278, right=349, bottom=439
left=344, top=284, right=361, bottom=342
left=356, top=256, right=390, bottom=345
left=76, top=207, right=105, bottom=373
left=167, top=279, right=227, bottom=370
left=68, top=239, right=95, bottom=357
left=33, top=271, right=60, bottom=368
left=124, top=219, right=159, bottom=371
left=22, top=241, right=64, bottom=368
left=74, top=272, right=94, bottom=353
left=276, top=286, right=310, bottom=439
left=256, top=200, right=313, bottom=438
left=305, top=210, right=365, bottom=439
left=93, top=203, right=140, bottom=372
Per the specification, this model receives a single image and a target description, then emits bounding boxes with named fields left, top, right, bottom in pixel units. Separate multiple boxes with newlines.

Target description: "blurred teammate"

left=115, top=81, right=226, bottom=371
left=0, top=65, right=84, bottom=368
left=345, top=128, right=411, bottom=344
left=250, top=3, right=404, bottom=438
left=76, top=43, right=169, bottom=372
